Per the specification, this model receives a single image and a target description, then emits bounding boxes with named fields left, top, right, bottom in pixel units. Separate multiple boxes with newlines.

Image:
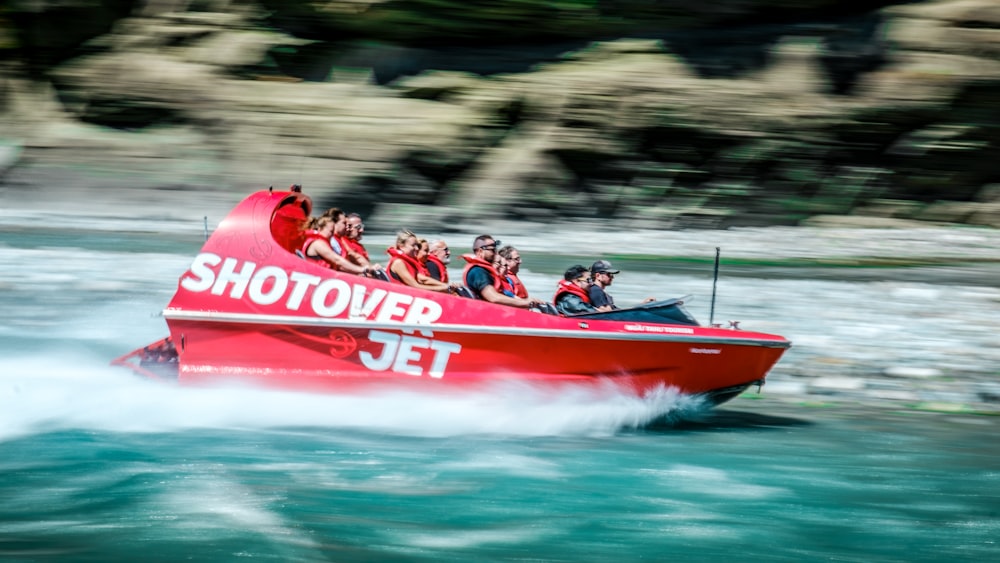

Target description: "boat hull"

left=164, top=316, right=785, bottom=395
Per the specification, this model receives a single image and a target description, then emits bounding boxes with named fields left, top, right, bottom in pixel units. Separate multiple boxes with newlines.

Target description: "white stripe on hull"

left=164, top=309, right=790, bottom=348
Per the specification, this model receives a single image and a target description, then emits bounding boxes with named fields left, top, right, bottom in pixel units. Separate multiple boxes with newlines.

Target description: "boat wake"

left=0, top=354, right=710, bottom=442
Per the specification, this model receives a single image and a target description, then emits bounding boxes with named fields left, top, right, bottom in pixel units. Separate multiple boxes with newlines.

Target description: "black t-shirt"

left=426, top=260, right=444, bottom=281
left=589, top=285, right=616, bottom=309
left=465, top=266, right=493, bottom=298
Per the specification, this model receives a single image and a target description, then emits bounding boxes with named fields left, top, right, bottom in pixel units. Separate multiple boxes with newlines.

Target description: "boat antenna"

left=297, top=155, right=304, bottom=190
left=709, top=246, right=720, bottom=326
left=204, top=216, right=209, bottom=241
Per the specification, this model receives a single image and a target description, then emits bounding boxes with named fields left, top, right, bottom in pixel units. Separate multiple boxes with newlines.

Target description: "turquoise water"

left=2, top=401, right=997, bottom=562
left=1, top=220, right=999, bottom=562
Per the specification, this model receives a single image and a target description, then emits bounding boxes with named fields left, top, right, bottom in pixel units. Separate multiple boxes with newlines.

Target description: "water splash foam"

left=0, top=355, right=708, bottom=442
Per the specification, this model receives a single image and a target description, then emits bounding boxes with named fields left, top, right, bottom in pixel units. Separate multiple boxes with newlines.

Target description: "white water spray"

left=0, top=354, right=708, bottom=443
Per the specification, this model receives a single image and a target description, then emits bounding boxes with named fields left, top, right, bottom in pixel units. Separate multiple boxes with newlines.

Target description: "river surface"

left=1, top=205, right=999, bottom=562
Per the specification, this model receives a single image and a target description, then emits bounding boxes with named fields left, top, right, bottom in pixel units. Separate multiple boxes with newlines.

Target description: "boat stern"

left=110, top=336, right=179, bottom=382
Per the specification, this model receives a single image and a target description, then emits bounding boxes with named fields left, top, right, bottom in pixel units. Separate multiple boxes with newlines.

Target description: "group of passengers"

left=302, top=211, right=649, bottom=316
left=554, top=260, right=657, bottom=315
left=302, top=208, right=379, bottom=277
left=386, top=230, right=461, bottom=294
left=303, top=208, right=458, bottom=294
left=463, top=235, right=546, bottom=309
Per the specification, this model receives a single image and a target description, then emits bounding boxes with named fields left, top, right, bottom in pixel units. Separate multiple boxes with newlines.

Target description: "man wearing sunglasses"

left=426, top=239, right=451, bottom=282
left=498, top=245, right=529, bottom=299
left=553, top=265, right=598, bottom=315
left=588, top=260, right=619, bottom=311
left=589, top=259, right=653, bottom=311
left=344, top=212, right=371, bottom=265
left=462, top=234, right=544, bottom=309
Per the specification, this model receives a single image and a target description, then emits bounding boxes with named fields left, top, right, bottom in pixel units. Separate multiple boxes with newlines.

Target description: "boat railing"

left=571, top=295, right=700, bottom=326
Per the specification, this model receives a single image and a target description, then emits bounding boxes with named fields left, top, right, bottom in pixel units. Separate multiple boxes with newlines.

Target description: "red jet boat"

left=114, top=187, right=790, bottom=406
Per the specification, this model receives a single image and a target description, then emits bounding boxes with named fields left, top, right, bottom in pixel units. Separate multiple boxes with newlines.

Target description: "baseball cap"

left=564, top=264, right=589, bottom=281
left=591, top=260, right=620, bottom=275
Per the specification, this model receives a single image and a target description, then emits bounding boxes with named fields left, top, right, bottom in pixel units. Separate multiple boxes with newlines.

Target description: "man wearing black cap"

left=590, top=260, right=656, bottom=310
left=588, top=260, right=619, bottom=311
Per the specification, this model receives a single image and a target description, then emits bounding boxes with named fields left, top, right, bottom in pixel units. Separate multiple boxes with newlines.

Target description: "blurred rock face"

left=1, top=0, right=998, bottom=230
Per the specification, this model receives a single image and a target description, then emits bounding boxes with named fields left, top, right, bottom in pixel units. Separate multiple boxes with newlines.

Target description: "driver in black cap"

left=588, top=260, right=619, bottom=311
left=589, top=260, right=655, bottom=311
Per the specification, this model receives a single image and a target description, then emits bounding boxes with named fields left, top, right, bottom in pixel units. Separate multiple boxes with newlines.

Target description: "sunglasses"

left=348, top=223, right=364, bottom=230
left=577, top=277, right=593, bottom=283
left=476, top=240, right=500, bottom=251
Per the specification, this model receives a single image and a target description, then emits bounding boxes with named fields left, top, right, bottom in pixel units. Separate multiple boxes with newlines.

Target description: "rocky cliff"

left=1, top=0, right=998, bottom=230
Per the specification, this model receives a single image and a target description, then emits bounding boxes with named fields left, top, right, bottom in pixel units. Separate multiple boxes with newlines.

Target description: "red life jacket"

left=508, top=273, right=528, bottom=298
left=425, top=254, right=449, bottom=283
left=461, top=254, right=504, bottom=296
left=301, top=231, right=332, bottom=269
left=553, top=279, right=592, bottom=305
left=386, top=247, right=422, bottom=283
left=343, top=238, right=369, bottom=261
